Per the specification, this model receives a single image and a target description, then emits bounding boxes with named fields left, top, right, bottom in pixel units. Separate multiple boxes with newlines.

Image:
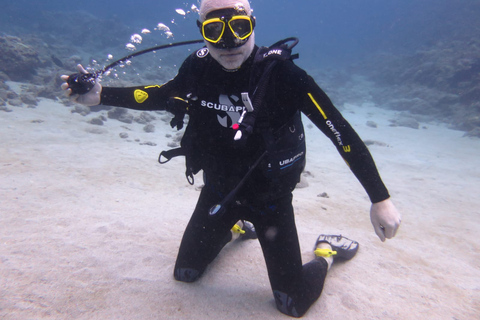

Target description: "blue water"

left=1, top=0, right=478, bottom=126
left=2, top=0, right=476, bottom=68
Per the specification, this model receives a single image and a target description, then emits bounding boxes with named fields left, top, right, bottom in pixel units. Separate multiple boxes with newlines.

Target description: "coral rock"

left=0, top=36, right=40, bottom=81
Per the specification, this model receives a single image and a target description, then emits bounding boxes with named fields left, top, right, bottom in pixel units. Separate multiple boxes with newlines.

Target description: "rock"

left=0, top=105, right=12, bottom=112
left=0, top=72, right=9, bottom=82
left=134, top=111, right=156, bottom=124
left=457, top=115, right=480, bottom=132
left=354, top=35, right=480, bottom=135
left=366, top=120, right=378, bottom=128
left=464, top=127, right=480, bottom=138
left=88, top=117, right=104, bottom=125
left=161, top=115, right=172, bottom=123
left=385, top=97, right=434, bottom=116
left=108, top=107, right=133, bottom=124
left=64, top=55, right=83, bottom=71
left=85, top=127, right=107, bottom=134
left=0, top=36, right=41, bottom=81
left=317, top=192, right=329, bottom=198
left=6, top=90, right=18, bottom=99
left=143, top=124, right=155, bottom=133
left=71, top=105, right=90, bottom=116
left=119, top=132, right=129, bottom=139
left=296, top=176, right=309, bottom=188
left=139, top=141, right=157, bottom=146
left=364, top=140, right=388, bottom=147
left=173, top=133, right=183, bottom=143
left=61, top=98, right=74, bottom=107
left=36, top=82, right=59, bottom=100
left=302, top=170, right=315, bottom=178
left=20, top=93, right=38, bottom=106
left=389, top=115, right=420, bottom=129
left=8, top=98, right=23, bottom=107
left=0, top=89, right=8, bottom=100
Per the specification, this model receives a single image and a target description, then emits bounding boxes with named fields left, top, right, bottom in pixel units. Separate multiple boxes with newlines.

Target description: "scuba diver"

left=60, top=0, right=402, bottom=317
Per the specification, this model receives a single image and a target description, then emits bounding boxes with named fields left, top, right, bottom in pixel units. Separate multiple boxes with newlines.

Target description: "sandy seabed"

left=1, top=82, right=479, bottom=319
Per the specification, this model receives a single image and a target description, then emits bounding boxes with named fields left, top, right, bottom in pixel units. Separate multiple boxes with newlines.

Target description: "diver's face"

left=206, top=33, right=255, bottom=70
left=200, top=6, right=255, bottom=70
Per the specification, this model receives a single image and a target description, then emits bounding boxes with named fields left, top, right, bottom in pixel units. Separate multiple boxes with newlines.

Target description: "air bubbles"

left=124, top=3, right=203, bottom=46
left=156, top=23, right=170, bottom=32
left=176, top=4, right=199, bottom=16
left=105, top=2, right=201, bottom=80
left=125, top=43, right=136, bottom=51
left=130, top=34, right=143, bottom=44
left=155, top=23, right=174, bottom=39
left=175, top=9, right=186, bottom=16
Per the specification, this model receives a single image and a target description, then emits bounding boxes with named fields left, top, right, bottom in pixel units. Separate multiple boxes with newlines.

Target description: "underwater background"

left=1, top=1, right=480, bottom=319
left=1, top=0, right=479, bottom=135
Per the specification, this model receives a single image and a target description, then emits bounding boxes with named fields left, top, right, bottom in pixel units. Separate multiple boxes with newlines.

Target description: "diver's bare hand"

left=61, top=64, right=102, bottom=106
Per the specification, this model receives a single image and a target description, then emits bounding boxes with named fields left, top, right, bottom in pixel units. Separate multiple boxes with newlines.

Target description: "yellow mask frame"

left=199, top=15, right=254, bottom=44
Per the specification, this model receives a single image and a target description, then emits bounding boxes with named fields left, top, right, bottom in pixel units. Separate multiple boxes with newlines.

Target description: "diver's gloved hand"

left=166, top=97, right=189, bottom=130
left=60, top=64, right=102, bottom=106
left=370, top=198, right=402, bottom=242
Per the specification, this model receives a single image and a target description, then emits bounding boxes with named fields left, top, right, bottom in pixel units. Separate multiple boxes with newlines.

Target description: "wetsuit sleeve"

left=280, top=64, right=390, bottom=203
left=101, top=84, right=170, bottom=111
left=304, top=79, right=389, bottom=203
left=100, top=54, right=194, bottom=112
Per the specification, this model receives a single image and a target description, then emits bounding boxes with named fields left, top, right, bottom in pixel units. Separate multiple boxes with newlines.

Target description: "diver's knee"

left=174, top=267, right=201, bottom=283
left=273, top=290, right=305, bottom=318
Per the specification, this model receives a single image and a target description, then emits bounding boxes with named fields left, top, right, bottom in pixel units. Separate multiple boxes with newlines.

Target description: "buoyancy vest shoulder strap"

left=233, top=38, right=299, bottom=142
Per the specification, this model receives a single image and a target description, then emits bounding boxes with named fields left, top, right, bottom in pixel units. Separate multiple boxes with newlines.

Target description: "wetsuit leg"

left=173, top=185, right=238, bottom=282
left=253, top=193, right=328, bottom=317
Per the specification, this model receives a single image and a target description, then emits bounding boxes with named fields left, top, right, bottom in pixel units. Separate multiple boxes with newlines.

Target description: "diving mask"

left=197, top=9, right=255, bottom=49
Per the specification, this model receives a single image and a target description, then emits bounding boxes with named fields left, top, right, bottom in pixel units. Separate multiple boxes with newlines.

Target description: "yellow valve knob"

left=231, top=224, right=246, bottom=235
left=314, top=248, right=338, bottom=258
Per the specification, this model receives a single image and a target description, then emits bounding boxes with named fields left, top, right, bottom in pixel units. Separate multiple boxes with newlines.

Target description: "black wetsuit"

left=101, top=45, right=389, bottom=317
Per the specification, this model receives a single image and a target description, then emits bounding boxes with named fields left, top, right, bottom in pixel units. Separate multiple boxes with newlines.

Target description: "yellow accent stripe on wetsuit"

left=308, top=93, right=327, bottom=120
left=173, top=97, right=188, bottom=103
